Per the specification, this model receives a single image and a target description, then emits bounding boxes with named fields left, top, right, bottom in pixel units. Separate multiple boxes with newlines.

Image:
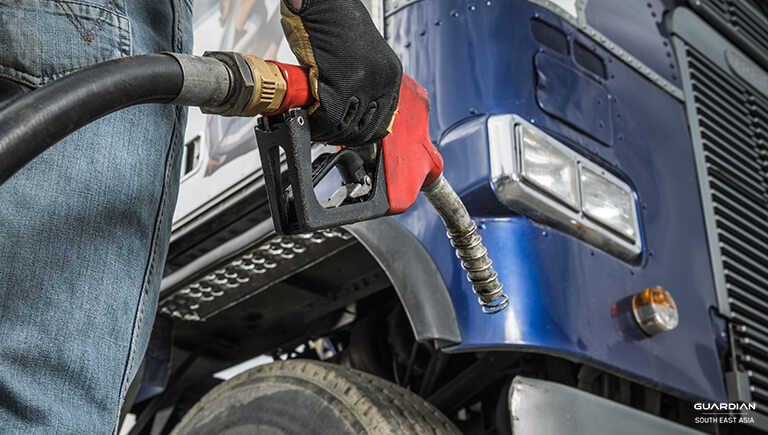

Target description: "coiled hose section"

left=422, top=175, right=509, bottom=314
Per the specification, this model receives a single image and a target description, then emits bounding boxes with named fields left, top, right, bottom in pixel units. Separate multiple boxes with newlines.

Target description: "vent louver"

left=691, top=0, right=768, bottom=70
left=685, top=44, right=768, bottom=415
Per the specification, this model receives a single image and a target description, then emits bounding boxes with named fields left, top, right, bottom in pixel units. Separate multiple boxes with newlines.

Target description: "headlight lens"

left=519, top=127, right=580, bottom=210
left=580, top=166, right=637, bottom=241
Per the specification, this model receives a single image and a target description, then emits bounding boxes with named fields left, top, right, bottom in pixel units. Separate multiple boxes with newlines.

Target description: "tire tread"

left=171, top=359, right=459, bottom=435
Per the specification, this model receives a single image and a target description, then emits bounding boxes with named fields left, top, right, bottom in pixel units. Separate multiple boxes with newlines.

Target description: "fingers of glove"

left=309, top=90, right=400, bottom=145
left=308, top=82, right=367, bottom=144
left=358, top=101, right=377, bottom=133
left=367, top=94, right=400, bottom=144
left=310, top=106, right=364, bottom=145
left=342, top=99, right=377, bottom=137
left=340, top=97, right=360, bottom=131
left=312, top=76, right=401, bottom=145
left=309, top=101, right=370, bottom=145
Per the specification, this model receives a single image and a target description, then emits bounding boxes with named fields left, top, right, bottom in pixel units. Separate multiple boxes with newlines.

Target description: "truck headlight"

left=488, top=114, right=642, bottom=262
left=519, top=127, right=580, bottom=210
left=581, top=166, right=638, bottom=242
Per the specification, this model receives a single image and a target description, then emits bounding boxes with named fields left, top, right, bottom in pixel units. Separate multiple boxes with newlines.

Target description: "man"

left=0, top=0, right=401, bottom=432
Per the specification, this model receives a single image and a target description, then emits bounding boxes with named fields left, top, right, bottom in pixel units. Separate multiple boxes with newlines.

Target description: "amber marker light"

left=632, top=286, right=679, bottom=336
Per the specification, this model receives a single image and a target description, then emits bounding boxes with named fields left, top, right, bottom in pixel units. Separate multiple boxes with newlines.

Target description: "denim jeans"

left=0, top=0, right=192, bottom=432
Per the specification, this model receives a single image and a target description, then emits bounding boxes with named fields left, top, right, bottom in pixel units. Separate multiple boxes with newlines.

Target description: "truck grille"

left=685, top=44, right=768, bottom=412
left=690, top=0, right=768, bottom=70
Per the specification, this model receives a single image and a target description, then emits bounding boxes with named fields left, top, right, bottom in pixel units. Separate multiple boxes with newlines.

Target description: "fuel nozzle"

left=253, top=72, right=509, bottom=314
left=168, top=51, right=509, bottom=314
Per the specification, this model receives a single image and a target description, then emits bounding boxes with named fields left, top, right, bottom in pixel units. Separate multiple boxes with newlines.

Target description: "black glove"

left=281, top=0, right=402, bottom=145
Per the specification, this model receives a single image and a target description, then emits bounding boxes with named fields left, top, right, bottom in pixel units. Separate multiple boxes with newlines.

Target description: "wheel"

left=170, top=359, right=460, bottom=434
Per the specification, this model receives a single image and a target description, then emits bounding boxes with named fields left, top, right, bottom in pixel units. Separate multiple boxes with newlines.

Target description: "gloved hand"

left=280, top=0, right=403, bottom=146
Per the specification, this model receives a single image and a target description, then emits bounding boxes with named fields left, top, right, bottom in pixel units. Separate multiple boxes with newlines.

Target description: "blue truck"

left=120, top=0, right=768, bottom=433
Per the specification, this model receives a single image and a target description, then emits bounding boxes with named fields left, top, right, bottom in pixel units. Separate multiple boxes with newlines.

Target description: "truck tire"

left=170, top=359, right=460, bottom=434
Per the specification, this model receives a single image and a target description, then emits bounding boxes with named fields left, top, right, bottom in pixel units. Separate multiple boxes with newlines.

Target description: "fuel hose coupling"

left=166, top=51, right=311, bottom=117
left=201, top=51, right=286, bottom=116
left=422, top=175, right=509, bottom=314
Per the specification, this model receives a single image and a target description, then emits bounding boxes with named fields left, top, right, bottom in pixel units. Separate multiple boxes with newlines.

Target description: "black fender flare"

left=346, top=217, right=462, bottom=347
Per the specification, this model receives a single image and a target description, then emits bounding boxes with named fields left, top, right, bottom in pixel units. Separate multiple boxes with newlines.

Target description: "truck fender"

left=346, top=217, right=462, bottom=347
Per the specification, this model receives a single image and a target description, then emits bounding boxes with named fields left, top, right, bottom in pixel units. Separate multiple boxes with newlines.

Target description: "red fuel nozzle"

left=257, top=63, right=507, bottom=314
left=381, top=75, right=444, bottom=213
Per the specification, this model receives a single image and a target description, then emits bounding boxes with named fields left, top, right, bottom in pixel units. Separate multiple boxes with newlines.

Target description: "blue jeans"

left=0, top=0, right=192, bottom=432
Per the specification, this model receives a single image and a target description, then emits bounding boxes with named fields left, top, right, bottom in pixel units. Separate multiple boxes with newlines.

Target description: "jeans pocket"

left=0, top=0, right=131, bottom=87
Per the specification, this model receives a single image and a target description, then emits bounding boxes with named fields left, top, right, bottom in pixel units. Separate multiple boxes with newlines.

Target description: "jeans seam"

left=114, top=0, right=184, bottom=427
left=113, top=114, right=180, bottom=429
left=175, top=0, right=182, bottom=53
left=122, top=12, right=131, bottom=55
left=122, top=0, right=131, bottom=55
left=55, top=0, right=117, bottom=44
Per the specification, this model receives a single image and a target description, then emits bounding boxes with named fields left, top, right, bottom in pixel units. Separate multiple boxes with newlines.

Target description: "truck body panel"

left=155, top=0, right=768, bottom=431
left=387, top=0, right=724, bottom=402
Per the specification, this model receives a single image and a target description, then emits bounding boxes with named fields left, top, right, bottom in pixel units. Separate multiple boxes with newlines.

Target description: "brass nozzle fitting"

left=241, top=54, right=287, bottom=116
left=200, top=51, right=288, bottom=117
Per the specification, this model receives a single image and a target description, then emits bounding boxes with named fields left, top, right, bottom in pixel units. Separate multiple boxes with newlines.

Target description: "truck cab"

left=121, top=1, right=768, bottom=434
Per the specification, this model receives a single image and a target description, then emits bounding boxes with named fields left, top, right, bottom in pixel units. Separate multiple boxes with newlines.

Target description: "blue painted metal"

left=388, top=0, right=725, bottom=402
left=535, top=52, right=614, bottom=145
left=585, top=0, right=686, bottom=86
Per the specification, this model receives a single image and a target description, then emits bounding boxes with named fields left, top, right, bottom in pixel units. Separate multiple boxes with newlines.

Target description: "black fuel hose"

left=0, top=54, right=183, bottom=185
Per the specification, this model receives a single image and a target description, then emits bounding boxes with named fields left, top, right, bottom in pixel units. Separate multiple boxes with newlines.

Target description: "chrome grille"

left=686, top=44, right=768, bottom=413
